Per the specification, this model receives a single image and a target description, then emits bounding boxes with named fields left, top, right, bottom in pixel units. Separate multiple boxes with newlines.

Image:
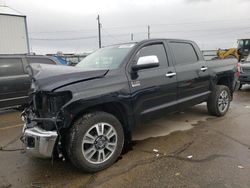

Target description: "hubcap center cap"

left=94, top=136, right=107, bottom=150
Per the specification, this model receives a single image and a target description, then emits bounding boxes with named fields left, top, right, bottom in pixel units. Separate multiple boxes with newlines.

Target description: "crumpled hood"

left=29, top=64, right=108, bottom=91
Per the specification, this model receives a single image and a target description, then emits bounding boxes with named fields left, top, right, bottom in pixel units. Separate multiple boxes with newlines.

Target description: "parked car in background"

left=45, top=53, right=90, bottom=66
left=21, top=39, right=239, bottom=172
left=0, top=55, right=60, bottom=109
left=239, top=54, right=250, bottom=89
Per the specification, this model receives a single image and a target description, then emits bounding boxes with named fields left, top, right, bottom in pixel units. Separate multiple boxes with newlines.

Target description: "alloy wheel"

left=82, top=122, right=118, bottom=164
left=218, top=90, right=229, bottom=113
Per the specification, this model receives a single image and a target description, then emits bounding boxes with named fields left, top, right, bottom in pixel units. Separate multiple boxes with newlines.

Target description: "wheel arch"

left=216, top=75, right=234, bottom=94
left=63, top=100, right=134, bottom=144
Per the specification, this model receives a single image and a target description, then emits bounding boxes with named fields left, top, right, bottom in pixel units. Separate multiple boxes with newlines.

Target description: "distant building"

left=0, top=5, right=29, bottom=54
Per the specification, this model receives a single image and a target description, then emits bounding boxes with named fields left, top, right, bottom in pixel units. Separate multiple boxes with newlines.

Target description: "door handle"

left=200, top=66, right=208, bottom=71
left=166, top=72, right=176, bottom=78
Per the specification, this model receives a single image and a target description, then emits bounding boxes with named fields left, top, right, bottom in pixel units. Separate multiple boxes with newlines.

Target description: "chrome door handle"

left=166, top=72, right=176, bottom=77
left=200, top=67, right=208, bottom=71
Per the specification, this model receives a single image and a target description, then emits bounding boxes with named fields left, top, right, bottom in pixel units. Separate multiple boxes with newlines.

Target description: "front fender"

left=61, top=94, right=133, bottom=129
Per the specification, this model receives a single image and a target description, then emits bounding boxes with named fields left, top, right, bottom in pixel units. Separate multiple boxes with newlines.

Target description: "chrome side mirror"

left=137, top=55, right=159, bottom=65
left=132, top=55, right=159, bottom=71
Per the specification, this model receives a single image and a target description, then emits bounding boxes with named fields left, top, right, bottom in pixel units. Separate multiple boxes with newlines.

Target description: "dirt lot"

left=1, top=86, right=250, bottom=188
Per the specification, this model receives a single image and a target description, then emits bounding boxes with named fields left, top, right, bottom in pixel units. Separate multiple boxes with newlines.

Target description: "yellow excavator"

left=217, top=39, right=250, bottom=61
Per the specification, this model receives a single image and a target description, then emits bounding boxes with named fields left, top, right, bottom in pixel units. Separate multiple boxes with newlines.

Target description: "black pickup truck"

left=21, top=39, right=239, bottom=172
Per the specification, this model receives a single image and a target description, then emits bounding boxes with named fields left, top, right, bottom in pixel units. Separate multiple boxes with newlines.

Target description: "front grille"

left=242, top=67, right=250, bottom=74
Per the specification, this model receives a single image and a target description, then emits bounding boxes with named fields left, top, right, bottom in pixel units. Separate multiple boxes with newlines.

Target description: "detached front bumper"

left=22, top=125, right=58, bottom=158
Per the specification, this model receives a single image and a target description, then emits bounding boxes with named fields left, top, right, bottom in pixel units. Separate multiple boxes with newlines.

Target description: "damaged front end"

left=20, top=63, right=107, bottom=159
left=21, top=90, right=72, bottom=158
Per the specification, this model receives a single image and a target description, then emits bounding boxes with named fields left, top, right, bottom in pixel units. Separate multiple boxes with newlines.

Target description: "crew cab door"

left=127, top=42, right=178, bottom=123
left=0, top=57, right=30, bottom=108
left=167, top=41, right=210, bottom=109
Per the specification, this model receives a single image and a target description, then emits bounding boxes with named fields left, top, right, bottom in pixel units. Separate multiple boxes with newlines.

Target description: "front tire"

left=66, top=111, right=124, bottom=172
left=207, top=85, right=231, bottom=117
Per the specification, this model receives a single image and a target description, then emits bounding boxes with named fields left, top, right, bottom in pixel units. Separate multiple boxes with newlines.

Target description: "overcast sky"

left=2, top=0, right=250, bottom=54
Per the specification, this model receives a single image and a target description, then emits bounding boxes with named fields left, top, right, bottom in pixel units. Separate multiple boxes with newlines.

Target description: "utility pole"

left=97, top=15, right=102, bottom=48
left=147, top=25, right=150, bottom=39
left=131, top=33, right=134, bottom=41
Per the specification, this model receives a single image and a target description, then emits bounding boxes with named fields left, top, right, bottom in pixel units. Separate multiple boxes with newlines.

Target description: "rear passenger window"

left=169, top=42, right=198, bottom=65
left=0, top=58, right=23, bottom=76
left=27, top=57, right=56, bottom=65
left=136, top=44, right=168, bottom=67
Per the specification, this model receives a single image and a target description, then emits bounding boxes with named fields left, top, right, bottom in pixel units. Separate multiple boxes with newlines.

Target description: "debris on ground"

left=156, top=154, right=160, bottom=157
left=237, top=165, right=244, bottom=169
left=153, top=149, right=159, bottom=153
left=245, top=106, right=250, bottom=109
left=175, top=172, right=181, bottom=176
left=187, top=155, right=193, bottom=159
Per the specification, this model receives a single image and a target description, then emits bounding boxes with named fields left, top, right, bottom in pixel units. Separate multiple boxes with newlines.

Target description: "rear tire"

left=66, top=111, right=124, bottom=172
left=207, top=85, right=231, bottom=117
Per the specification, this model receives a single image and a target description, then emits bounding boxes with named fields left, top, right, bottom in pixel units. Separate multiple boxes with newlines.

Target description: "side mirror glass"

left=132, top=55, right=159, bottom=71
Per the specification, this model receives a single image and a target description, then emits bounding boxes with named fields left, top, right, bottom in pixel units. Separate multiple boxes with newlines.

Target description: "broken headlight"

left=48, top=91, right=72, bottom=114
left=34, top=91, right=72, bottom=116
left=32, top=91, right=72, bottom=131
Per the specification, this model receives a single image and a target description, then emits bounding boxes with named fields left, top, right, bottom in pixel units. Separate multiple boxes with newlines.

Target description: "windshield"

left=76, top=44, right=135, bottom=70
